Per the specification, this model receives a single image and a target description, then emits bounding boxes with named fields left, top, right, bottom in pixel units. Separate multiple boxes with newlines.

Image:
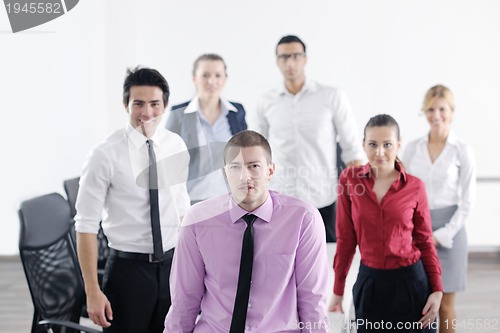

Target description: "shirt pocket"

left=265, top=254, right=295, bottom=295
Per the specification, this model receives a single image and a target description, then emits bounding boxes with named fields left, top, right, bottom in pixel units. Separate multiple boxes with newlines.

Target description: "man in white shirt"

left=253, top=35, right=364, bottom=242
left=75, top=67, right=191, bottom=332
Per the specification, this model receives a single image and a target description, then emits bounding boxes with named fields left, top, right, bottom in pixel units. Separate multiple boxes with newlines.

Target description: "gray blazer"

left=166, top=99, right=247, bottom=185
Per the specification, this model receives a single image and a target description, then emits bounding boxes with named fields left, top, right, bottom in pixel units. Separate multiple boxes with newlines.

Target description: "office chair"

left=63, top=177, right=109, bottom=278
left=18, top=192, right=101, bottom=333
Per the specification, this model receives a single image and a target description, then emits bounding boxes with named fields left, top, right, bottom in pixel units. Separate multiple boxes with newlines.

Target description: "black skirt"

left=352, top=260, right=436, bottom=333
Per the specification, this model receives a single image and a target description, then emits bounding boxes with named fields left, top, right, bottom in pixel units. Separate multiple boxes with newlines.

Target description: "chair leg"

left=31, top=310, right=40, bottom=333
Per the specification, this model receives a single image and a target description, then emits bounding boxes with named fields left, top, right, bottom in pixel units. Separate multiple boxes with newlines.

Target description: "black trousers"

left=353, top=260, right=436, bottom=333
left=318, top=202, right=337, bottom=242
left=102, top=249, right=174, bottom=333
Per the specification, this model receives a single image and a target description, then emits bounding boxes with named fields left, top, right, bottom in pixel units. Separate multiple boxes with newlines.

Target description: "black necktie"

left=229, top=214, right=257, bottom=333
left=147, top=139, right=163, bottom=261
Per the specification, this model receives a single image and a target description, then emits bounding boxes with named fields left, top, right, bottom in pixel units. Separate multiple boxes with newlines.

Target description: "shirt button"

left=248, top=303, right=252, bottom=308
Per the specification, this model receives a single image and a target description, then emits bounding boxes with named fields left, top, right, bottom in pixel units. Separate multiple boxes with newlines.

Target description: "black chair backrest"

left=19, top=193, right=86, bottom=333
left=63, top=177, right=109, bottom=270
left=63, top=177, right=79, bottom=219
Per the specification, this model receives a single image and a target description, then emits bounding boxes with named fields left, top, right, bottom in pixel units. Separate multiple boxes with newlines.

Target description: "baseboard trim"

left=2, top=247, right=500, bottom=261
left=0, top=255, right=20, bottom=262
left=468, top=246, right=500, bottom=260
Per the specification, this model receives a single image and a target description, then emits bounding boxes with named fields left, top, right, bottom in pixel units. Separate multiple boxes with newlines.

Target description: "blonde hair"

left=422, top=84, right=455, bottom=112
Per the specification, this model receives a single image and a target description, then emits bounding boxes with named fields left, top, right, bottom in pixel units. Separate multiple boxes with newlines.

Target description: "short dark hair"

left=276, top=35, right=306, bottom=54
left=122, top=66, right=170, bottom=107
left=224, top=130, right=272, bottom=164
left=192, top=53, right=227, bottom=76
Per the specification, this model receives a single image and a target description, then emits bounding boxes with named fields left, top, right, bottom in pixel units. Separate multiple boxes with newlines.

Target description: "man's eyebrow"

left=132, top=99, right=161, bottom=103
left=367, top=139, right=394, bottom=143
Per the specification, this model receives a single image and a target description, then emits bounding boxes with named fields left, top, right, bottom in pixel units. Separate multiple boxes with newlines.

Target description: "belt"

left=109, top=248, right=174, bottom=263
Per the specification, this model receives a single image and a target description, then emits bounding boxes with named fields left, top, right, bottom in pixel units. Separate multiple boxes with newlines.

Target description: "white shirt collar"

left=125, top=122, right=163, bottom=149
left=423, top=130, right=459, bottom=146
left=278, top=77, right=317, bottom=96
left=447, top=131, right=459, bottom=146
left=183, top=96, right=238, bottom=114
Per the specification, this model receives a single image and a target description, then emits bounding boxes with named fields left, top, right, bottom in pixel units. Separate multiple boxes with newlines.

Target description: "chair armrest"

left=39, top=319, right=102, bottom=333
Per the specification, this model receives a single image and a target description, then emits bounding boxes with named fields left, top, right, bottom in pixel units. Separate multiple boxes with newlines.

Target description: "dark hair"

left=276, top=35, right=306, bottom=54
left=363, top=114, right=400, bottom=141
left=224, top=130, right=272, bottom=164
left=122, top=66, right=170, bottom=107
left=363, top=114, right=404, bottom=168
left=192, top=53, right=227, bottom=76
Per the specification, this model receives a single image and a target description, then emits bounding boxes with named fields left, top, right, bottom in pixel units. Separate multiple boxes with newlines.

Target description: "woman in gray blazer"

left=167, top=54, right=247, bottom=204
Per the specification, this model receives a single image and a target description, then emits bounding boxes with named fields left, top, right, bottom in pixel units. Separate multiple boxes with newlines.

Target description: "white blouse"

left=402, top=132, right=476, bottom=248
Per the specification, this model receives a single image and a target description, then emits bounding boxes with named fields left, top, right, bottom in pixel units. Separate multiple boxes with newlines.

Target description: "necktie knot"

left=242, top=214, right=257, bottom=227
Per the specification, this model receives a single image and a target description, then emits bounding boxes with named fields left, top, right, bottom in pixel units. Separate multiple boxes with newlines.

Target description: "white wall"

left=1, top=0, right=499, bottom=254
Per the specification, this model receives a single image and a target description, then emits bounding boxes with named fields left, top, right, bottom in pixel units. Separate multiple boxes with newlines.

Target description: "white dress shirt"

left=75, top=122, right=191, bottom=253
left=402, top=132, right=476, bottom=248
left=252, top=79, right=364, bottom=208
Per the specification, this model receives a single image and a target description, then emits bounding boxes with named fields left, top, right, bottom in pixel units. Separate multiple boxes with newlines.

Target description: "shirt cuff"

left=74, top=219, right=100, bottom=234
left=433, top=228, right=453, bottom=249
left=428, top=272, right=444, bottom=293
left=333, top=279, right=345, bottom=297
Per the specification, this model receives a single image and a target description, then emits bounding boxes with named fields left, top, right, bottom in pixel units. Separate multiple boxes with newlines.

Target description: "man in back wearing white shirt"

left=75, top=67, right=190, bottom=332
left=253, top=35, right=364, bottom=242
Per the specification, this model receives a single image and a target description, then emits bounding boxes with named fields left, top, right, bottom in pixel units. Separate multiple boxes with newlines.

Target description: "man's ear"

left=268, top=162, right=276, bottom=179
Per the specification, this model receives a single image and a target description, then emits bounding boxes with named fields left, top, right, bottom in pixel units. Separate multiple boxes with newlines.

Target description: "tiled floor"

left=1, top=254, right=499, bottom=333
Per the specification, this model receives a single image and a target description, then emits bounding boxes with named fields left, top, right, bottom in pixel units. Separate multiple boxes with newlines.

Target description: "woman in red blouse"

left=329, top=114, right=443, bottom=332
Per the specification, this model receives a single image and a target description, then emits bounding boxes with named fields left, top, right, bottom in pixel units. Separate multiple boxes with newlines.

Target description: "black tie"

left=229, top=214, right=257, bottom=333
left=147, top=139, right=163, bottom=261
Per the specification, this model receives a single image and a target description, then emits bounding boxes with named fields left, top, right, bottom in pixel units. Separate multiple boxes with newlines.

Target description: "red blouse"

left=333, top=163, right=443, bottom=296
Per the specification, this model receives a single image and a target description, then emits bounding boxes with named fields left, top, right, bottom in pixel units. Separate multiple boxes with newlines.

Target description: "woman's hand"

left=432, top=235, right=440, bottom=247
left=328, top=294, right=344, bottom=313
left=418, top=291, right=443, bottom=328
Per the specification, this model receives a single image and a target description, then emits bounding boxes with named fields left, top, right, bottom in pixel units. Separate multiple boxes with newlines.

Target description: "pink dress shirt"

left=164, top=191, right=329, bottom=332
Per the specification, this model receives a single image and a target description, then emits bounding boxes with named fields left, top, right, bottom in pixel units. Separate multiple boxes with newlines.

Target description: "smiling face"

left=424, top=97, right=454, bottom=133
left=224, top=146, right=275, bottom=211
left=363, top=126, right=401, bottom=173
left=193, top=59, right=227, bottom=100
left=125, top=85, right=166, bottom=137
